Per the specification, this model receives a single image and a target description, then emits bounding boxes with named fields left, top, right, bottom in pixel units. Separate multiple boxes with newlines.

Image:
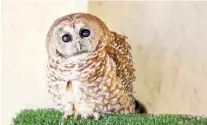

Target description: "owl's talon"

left=73, top=112, right=100, bottom=120
left=82, top=114, right=90, bottom=119
left=74, top=113, right=81, bottom=120
left=93, top=112, right=100, bottom=120
left=63, top=112, right=74, bottom=119
left=63, top=114, right=69, bottom=119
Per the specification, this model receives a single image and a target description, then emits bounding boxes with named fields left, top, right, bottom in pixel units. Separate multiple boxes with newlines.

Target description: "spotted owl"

left=46, top=13, right=146, bottom=119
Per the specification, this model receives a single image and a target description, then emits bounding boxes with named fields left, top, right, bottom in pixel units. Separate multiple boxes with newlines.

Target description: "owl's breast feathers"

left=47, top=48, right=136, bottom=114
left=47, top=50, right=107, bottom=81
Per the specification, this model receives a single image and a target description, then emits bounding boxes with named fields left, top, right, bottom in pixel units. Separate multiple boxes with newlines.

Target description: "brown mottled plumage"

left=46, top=13, right=146, bottom=120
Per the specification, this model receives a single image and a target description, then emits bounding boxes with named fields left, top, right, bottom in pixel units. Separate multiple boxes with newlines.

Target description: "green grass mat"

left=12, top=109, right=207, bottom=125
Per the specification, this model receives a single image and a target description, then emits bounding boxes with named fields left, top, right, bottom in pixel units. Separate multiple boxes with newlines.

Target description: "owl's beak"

left=76, top=42, right=81, bottom=51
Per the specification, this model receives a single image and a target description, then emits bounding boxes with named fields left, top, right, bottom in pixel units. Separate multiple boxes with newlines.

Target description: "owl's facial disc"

left=47, top=13, right=110, bottom=60
left=54, top=24, right=96, bottom=58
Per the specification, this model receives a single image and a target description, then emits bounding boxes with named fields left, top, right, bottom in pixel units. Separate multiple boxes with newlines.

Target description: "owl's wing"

left=106, top=31, right=136, bottom=94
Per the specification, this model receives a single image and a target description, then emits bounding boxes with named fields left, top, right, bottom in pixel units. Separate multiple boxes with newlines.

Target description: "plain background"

left=2, top=0, right=207, bottom=125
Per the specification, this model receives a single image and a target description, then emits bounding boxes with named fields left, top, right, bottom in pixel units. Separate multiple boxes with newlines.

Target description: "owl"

left=46, top=13, right=146, bottom=120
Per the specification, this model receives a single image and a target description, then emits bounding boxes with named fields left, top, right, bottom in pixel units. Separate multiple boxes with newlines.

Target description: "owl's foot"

left=93, top=112, right=101, bottom=120
left=63, top=112, right=74, bottom=119
left=62, top=103, right=75, bottom=119
left=74, top=112, right=100, bottom=120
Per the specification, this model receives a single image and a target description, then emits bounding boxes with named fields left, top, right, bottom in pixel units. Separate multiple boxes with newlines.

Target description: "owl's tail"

left=134, top=99, right=147, bottom=114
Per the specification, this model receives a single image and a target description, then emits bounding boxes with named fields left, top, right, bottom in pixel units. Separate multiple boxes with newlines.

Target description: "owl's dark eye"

left=79, top=28, right=90, bottom=38
left=62, top=34, right=72, bottom=42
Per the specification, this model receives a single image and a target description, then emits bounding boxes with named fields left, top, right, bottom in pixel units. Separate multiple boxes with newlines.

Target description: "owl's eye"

left=79, top=28, right=90, bottom=38
left=62, top=34, right=72, bottom=42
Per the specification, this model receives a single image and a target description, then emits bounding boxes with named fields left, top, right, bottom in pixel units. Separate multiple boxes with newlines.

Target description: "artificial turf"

left=12, top=109, right=207, bottom=125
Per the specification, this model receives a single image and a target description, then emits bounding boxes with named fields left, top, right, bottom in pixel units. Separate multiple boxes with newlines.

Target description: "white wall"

left=89, top=1, right=207, bottom=115
left=1, top=0, right=87, bottom=124
left=2, top=1, right=207, bottom=125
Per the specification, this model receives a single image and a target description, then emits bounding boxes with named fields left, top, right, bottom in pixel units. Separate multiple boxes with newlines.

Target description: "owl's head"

left=46, top=13, right=111, bottom=60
